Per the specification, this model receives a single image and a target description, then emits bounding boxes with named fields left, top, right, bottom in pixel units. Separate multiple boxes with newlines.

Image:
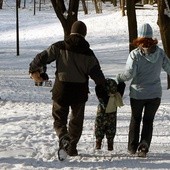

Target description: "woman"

left=117, top=23, right=170, bottom=157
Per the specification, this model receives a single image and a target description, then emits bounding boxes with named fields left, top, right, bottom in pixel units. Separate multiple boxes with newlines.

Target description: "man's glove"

left=30, top=71, right=43, bottom=83
left=30, top=71, right=49, bottom=82
left=40, top=73, right=49, bottom=81
left=117, top=82, right=126, bottom=97
left=95, top=84, right=109, bottom=105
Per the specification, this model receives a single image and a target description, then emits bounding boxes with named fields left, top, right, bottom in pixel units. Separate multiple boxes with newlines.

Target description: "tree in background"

left=50, top=0, right=79, bottom=39
left=94, top=0, right=102, bottom=13
left=157, top=0, right=170, bottom=89
left=81, top=0, right=88, bottom=14
left=126, top=0, right=138, bottom=52
left=0, top=0, right=3, bottom=9
left=120, top=0, right=125, bottom=16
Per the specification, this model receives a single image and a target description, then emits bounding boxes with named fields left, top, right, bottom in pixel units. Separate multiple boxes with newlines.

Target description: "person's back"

left=29, top=21, right=107, bottom=159
left=116, top=23, right=170, bottom=157
left=128, top=45, right=168, bottom=99
left=117, top=23, right=170, bottom=99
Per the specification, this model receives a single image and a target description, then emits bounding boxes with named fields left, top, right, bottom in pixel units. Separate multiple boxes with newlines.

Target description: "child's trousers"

left=95, top=104, right=117, bottom=142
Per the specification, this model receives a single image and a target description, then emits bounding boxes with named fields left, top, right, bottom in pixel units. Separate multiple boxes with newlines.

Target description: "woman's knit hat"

left=138, top=23, right=153, bottom=38
left=71, top=21, right=87, bottom=37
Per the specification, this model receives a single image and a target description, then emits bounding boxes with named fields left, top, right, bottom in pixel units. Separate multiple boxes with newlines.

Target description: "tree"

left=120, top=0, right=125, bottom=16
left=157, top=0, right=170, bottom=89
left=94, top=0, right=102, bottom=13
left=126, top=0, right=138, bottom=52
left=81, top=0, right=88, bottom=14
left=50, top=0, right=79, bottom=39
left=0, top=0, right=3, bottom=9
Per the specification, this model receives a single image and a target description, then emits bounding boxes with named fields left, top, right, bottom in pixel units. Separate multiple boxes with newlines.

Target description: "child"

left=95, top=78, right=125, bottom=151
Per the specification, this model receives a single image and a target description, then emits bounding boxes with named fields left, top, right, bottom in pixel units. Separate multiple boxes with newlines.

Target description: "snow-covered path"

left=0, top=1, right=170, bottom=169
left=0, top=98, right=170, bottom=169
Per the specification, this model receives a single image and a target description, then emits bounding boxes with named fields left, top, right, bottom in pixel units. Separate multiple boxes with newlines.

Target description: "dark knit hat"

left=71, top=21, right=87, bottom=37
left=138, top=23, right=153, bottom=38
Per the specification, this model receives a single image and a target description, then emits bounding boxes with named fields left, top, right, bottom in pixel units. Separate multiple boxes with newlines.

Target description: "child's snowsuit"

left=95, top=78, right=125, bottom=150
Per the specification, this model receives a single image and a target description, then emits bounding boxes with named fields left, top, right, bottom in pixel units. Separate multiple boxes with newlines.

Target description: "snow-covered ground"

left=0, top=1, right=170, bottom=169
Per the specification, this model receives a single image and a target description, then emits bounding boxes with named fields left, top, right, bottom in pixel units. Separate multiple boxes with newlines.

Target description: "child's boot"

left=95, top=139, right=102, bottom=149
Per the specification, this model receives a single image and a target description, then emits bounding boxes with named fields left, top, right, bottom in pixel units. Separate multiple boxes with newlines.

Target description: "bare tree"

left=157, top=0, right=170, bottom=89
left=120, top=0, right=125, bottom=16
left=50, top=0, right=79, bottom=39
left=126, top=0, right=138, bottom=52
left=93, top=0, right=102, bottom=13
left=81, top=0, right=88, bottom=14
left=0, top=0, right=3, bottom=9
left=18, top=0, right=21, bottom=8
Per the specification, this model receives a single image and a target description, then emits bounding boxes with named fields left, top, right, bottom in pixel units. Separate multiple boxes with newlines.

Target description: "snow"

left=0, top=1, right=170, bottom=170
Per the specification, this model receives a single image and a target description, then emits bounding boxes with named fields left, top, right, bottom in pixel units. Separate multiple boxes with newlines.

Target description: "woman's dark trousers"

left=128, top=98, right=161, bottom=153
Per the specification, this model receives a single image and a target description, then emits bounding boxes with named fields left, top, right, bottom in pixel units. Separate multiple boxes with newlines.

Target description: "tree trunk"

left=112, top=0, right=117, bottom=6
left=157, top=0, right=170, bottom=89
left=81, top=0, right=88, bottom=14
left=120, top=0, right=125, bottom=16
left=126, top=0, right=138, bottom=52
left=18, top=0, right=21, bottom=8
left=0, top=0, right=3, bottom=9
left=93, top=0, right=102, bottom=13
left=50, top=0, right=79, bottom=39
left=142, top=0, right=149, bottom=4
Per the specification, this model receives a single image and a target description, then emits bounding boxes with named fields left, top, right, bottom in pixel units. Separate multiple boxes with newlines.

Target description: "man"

left=29, top=21, right=107, bottom=157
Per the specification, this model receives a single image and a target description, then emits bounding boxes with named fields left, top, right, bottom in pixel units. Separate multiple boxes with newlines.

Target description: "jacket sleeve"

left=29, top=43, right=60, bottom=73
left=117, top=51, right=137, bottom=82
left=117, top=82, right=126, bottom=97
left=89, top=64, right=106, bottom=85
left=87, top=53, right=106, bottom=86
left=95, top=84, right=109, bottom=105
left=88, top=54, right=108, bottom=104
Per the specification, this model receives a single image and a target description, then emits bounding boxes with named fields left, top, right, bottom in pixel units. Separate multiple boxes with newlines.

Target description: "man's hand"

left=30, top=71, right=43, bottom=83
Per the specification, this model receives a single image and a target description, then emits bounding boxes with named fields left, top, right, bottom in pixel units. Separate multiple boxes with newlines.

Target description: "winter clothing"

left=105, top=92, right=123, bottom=113
left=71, top=21, right=87, bottom=37
left=30, top=72, right=49, bottom=83
left=138, top=23, right=153, bottom=38
left=95, top=107, right=117, bottom=150
left=128, top=98, right=161, bottom=153
left=116, top=23, right=170, bottom=156
left=52, top=101, right=85, bottom=150
left=95, top=78, right=125, bottom=150
left=29, top=21, right=106, bottom=156
left=29, top=65, right=48, bottom=86
left=117, top=46, right=170, bottom=99
left=30, top=36, right=105, bottom=106
left=30, top=71, right=43, bottom=83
